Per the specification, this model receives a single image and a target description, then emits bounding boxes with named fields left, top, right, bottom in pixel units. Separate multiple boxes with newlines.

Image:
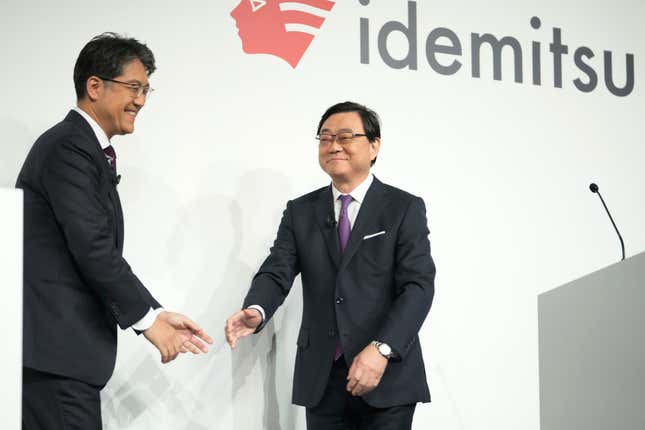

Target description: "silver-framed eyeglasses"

left=316, top=130, right=367, bottom=146
left=98, top=76, right=154, bottom=99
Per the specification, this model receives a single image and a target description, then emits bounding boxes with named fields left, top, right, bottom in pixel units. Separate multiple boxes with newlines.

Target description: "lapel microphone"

left=326, top=214, right=337, bottom=228
left=113, top=175, right=121, bottom=186
left=589, top=182, right=625, bottom=261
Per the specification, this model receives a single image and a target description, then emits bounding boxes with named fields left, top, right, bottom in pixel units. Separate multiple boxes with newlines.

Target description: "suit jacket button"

left=335, top=297, right=343, bottom=304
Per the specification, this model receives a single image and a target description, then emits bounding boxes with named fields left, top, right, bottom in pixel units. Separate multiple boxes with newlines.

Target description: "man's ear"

left=370, top=137, right=381, bottom=162
left=85, top=76, right=103, bottom=102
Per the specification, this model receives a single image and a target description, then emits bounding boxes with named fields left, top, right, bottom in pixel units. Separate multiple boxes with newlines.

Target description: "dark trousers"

left=22, top=367, right=102, bottom=430
left=306, top=357, right=416, bottom=430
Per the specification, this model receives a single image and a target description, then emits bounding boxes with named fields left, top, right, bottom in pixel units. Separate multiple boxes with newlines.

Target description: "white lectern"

left=0, top=188, right=22, bottom=428
left=539, top=252, right=645, bottom=430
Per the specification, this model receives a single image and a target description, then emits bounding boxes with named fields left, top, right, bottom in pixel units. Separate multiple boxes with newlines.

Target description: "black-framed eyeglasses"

left=316, top=131, right=368, bottom=146
left=98, top=76, right=154, bottom=99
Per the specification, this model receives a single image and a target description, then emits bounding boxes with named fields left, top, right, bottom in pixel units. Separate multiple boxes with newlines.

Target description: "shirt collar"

left=73, top=106, right=111, bottom=150
left=332, top=173, right=374, bottom=204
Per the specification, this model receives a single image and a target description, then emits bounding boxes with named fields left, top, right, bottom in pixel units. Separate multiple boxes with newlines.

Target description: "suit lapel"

left=314, top=186, right=341, bottom=270
left=111, top=188, right=125, bottom=252
left=65, top=110, right=123, bottom=249
left=339, top=177, right=389, bottom=272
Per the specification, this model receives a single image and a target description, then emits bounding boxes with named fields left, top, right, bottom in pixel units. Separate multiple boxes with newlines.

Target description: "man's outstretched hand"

left=144, top=311, right=213, bottom=363
left=225, top=308, right=262, bottom=349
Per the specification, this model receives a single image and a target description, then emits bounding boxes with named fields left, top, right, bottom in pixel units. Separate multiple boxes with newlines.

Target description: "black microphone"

left=589, top=182, right=625, bottom=261
left=326, top=214, right=337, bottom=228
left=113, top=175, right=121, bottom=186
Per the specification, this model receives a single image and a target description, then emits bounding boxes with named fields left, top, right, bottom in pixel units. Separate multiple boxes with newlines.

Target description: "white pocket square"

left=363, top=231, right=386, bottom=240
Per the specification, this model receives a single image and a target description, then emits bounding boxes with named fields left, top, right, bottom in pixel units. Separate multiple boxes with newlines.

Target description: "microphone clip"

left=326, top=214, right=337, bottom=228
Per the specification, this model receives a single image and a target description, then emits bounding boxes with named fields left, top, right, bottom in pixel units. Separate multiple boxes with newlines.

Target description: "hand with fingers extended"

left=159, top=311, right=214, bottom=354
left=346, top=343, right=388, bottom=397
left=144, top=311, right=213, bottom=363
left=225, top=308, right=263, bottom=348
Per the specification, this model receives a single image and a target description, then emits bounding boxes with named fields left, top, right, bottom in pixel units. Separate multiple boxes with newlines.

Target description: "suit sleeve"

left=377, top=196, right=435, bottom=360
left=41, top=139, right=157, bottom=329
left=242, top=200, right=300, bottom=330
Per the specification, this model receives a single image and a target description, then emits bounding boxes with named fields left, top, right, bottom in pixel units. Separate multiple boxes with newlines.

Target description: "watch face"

left=379, top=343, right=392, bottom=356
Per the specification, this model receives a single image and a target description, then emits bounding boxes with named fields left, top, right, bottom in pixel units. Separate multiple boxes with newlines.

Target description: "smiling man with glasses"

left=226, top=101, right=436, bottom=430
left=16, top=32, right=212, bottom=430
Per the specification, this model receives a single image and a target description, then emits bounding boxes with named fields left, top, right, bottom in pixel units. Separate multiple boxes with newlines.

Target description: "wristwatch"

left=371, top=340, right=394, bottom=359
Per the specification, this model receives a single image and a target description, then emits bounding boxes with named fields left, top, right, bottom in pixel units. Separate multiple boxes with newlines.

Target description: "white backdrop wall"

left=2, top=1, right=644, bottom=429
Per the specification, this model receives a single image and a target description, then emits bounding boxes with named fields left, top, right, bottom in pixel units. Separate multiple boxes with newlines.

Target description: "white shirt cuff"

left=247, top=305, right=266, bottom=323
left=132, top=307, right=165, bottom=331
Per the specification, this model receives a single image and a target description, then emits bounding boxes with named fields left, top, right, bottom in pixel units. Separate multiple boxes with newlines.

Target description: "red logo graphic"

left=231, top=0, right=336, bottom=68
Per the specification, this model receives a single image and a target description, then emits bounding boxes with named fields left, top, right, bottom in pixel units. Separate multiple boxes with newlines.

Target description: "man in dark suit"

left=226, top=101, right=435, bottom=429
left=16, top=33, right=212, bottom=430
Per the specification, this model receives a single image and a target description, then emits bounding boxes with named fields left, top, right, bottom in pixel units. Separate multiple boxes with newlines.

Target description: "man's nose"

left=133, top=93, right=146, bottom=107
left=328, top=140, right=343, bottom=152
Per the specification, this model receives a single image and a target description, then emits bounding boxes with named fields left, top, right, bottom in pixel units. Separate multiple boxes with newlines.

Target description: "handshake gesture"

left=225, top=308, right=263, bottom=349
left=144, top=311, right=213, bottom=363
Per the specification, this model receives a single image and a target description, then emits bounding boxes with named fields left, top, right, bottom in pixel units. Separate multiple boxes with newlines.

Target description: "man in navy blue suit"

left=226, top=101, right=435, bottom=429
left=17, top=33, right=212, bottom=430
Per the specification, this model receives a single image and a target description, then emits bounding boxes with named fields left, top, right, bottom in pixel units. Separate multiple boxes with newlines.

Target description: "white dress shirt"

left=73, top=106, right=163, bottom=331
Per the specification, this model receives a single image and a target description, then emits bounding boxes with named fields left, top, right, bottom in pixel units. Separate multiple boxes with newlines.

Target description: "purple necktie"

left=103, top=145, right=117, bottom=172
left=337, top=195, right=353, bottom=253
left=335, top=194, right=353, bottom=361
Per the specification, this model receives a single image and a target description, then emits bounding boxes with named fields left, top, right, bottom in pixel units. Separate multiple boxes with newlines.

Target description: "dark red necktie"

left=103, top=145, right=117, bottom=172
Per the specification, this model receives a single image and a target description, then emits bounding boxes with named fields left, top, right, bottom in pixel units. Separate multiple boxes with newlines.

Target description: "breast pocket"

left=358, top=230, right=394, bottom=274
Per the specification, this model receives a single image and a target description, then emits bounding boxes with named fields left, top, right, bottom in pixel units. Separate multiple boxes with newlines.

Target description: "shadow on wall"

left=102, top=168, right=297, bottom=430
left=0, top=117, right=35, bottom=187
left=225, top=168, right=295, bottom=430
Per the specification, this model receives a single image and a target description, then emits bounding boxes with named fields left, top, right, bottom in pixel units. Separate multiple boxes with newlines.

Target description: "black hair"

left=73, top=32, right=156, bottom=100
left=317, top=101, right=381, bottom=166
